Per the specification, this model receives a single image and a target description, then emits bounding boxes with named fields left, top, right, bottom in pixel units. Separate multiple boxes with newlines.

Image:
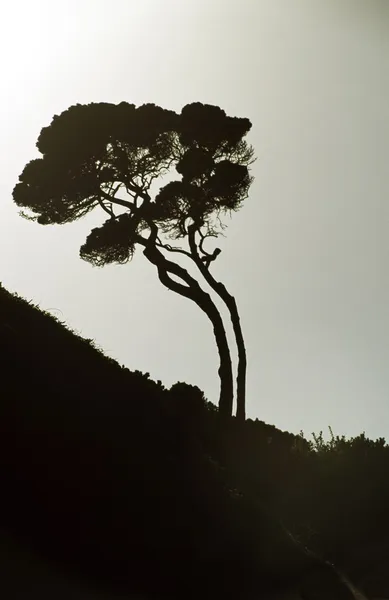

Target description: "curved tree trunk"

left=188, top=228, right=247, bottom=422
left=220, top=292, right=246, bottom=423
left=142, top=243, right=234, bottom=418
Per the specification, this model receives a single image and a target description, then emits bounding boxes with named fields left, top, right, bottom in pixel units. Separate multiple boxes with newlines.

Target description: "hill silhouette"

left=0, top=282, right=388, bottom=598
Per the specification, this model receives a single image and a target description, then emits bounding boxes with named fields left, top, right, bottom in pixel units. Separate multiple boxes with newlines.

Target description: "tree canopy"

left=14, top=102, right=252, bottom=247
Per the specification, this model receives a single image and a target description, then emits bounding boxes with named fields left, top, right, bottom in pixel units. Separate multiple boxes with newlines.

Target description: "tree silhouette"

left=13, top=101, right=254, bottom=420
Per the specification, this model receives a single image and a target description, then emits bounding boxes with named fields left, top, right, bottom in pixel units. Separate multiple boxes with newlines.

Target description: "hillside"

left=0, top=283, right=388, bottom=598
left=0, top=283, right=306, bottom=597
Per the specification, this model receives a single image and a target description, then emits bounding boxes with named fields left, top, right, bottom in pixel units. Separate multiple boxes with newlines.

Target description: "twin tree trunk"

left=143, top=232, right=246, bottom=421
left=195, top=274, right=246, bottom=422
left=143, top=243, right=234, bottom=418
left=215, top=288, right=246, bottom=423
left=188, top=227, right=247, bottom=422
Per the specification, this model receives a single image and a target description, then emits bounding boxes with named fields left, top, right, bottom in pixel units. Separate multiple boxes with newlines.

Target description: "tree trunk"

left=143, top=244, right=234, bottom=418
left=187, top=229, right=247, bottom=422
left=221, top=292, right=247, bottom=423
left=207, top=282, right=246, bottom=422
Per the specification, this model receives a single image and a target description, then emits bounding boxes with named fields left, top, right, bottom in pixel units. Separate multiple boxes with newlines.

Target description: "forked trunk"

left=143, top=243, right=234, bottom=418
left=187, top=229, right=247, bottom=422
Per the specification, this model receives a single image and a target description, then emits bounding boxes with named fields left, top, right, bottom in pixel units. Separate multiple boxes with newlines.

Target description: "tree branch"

left=187, top=223, right=247, bottom=421
left=156, top=241, right=192, bottom=260
left=142, top=232, right=234, bottom=417
left=143, top=228, right=206, bottom=294
left=198, top=229, right=219, bottom=258
left=188, top=224, right=222, bottom=270
left=96, top=197, right=115, bottom=219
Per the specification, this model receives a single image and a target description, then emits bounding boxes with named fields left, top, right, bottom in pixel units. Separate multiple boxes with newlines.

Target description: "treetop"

left=13, top=101, right=254, bottom=266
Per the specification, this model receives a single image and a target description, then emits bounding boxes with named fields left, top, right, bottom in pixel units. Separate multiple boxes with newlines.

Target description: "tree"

left=13, top=101, right=254, bottom=420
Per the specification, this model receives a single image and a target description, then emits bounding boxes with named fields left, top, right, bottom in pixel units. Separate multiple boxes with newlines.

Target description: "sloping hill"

left=0, top=284, right=308, bottom=598
left=0, top=284, right=380, bottom=599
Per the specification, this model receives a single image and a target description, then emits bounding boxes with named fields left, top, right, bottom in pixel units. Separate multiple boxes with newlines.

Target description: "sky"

left=0, top=0, right=388, bottom=440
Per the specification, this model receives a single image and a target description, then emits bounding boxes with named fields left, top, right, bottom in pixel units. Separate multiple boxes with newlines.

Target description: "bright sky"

left=0, top=0, right=388, bottom=440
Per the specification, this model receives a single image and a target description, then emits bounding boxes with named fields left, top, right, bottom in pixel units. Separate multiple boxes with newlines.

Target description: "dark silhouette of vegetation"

left=13, top=101, right=254, bottom=421
left=0, top=282, right=388, bottom=598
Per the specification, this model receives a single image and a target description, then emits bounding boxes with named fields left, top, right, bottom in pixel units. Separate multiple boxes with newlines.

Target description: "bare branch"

left=161, top=244, right=192, bottom=259
left=96, top=197, right=115, bottom=219
left=198, top=229, right=219, bottom=258
left=98, top=186, right=135, bottom=212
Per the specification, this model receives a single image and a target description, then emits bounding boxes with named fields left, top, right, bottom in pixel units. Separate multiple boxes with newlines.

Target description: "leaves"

left=206, top=161, right=252, bottom=209
left=80, top=214, right=141, bottom=266
left=13, top=100, right=254, bottom=260
left=176, top=148, right=215, bottom=181
left=14, top=156, right=98, bottom=225
left=153, top=159, right=252, bottom=239
left=179, top=102, right=252, bottom=153
left=37, top=103, right=117, bottom=167
left=152, top=181, right=207, bottom=238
